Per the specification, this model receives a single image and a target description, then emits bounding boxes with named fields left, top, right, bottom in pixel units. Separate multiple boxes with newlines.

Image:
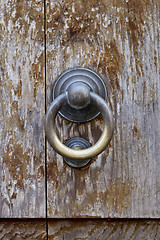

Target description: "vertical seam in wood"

left=44, top=0, right=48, bottom=239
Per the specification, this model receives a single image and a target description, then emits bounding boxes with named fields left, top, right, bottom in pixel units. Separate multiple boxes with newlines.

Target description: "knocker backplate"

left=53, top=68, right=107, bottom=122
left=64, top=137, right=91, bottom=168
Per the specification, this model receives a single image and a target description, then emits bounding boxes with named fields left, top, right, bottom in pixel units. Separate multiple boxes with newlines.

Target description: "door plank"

left=46, top=0, right=160, bottom=218
left=0, top=220, right=46, bottom=239
left=0, top=0, right=45, bottom=217
left=48, top=219, right=160, bottom=240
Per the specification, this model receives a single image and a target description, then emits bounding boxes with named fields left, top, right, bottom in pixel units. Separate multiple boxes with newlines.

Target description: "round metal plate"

left=64, top=137, right=91, bottom=168
left=53, top=68, right=107, bottom=122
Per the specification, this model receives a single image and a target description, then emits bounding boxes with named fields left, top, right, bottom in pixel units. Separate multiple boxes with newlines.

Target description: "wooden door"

left=0, top=0, right=45, bottom=218
left=0, top=0, right=160, bottom=239
left=46, top=0, right=160, bottom=218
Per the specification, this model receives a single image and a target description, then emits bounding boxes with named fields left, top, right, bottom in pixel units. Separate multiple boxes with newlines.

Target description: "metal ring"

left=45, top=92, right=114, bottom=160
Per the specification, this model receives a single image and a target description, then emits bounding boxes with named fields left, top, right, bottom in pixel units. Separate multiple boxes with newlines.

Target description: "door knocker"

left=45, top=68, right=114, bottom=168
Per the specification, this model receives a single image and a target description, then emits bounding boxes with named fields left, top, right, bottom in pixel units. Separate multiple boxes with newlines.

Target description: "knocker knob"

left=67, top=82, right=90, bottom=109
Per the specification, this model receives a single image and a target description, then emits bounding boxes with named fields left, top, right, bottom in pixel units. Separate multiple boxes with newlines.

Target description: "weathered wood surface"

left=0, top=220, right=46, bottom=239
left=48, top=219, right=160, bottom=240
left=0, top=0, right=45, bottom=217
left=1, top=220, right=160, bottom=240
left=46, top=0, right=160, bottom=217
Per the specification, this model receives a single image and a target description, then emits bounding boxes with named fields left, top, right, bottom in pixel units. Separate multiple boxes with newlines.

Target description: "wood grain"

left=46, top=0, right=160, bottom=217
left=0, top=220, right=46, bottom=239
left=0, top=0, right=45, bottom=217
left=48, top=219, right=160, bottom=240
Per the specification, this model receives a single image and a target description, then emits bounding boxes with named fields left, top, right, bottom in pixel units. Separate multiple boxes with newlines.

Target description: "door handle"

left=45, top=68, right=114, bottom=168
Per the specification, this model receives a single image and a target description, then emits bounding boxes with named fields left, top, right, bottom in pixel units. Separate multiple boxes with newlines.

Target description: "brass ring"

left=45, top=92, right=114, bottom=160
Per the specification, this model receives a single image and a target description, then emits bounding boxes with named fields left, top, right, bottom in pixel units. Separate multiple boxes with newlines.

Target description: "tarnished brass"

left=45, top=79, right=114, bottom=164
